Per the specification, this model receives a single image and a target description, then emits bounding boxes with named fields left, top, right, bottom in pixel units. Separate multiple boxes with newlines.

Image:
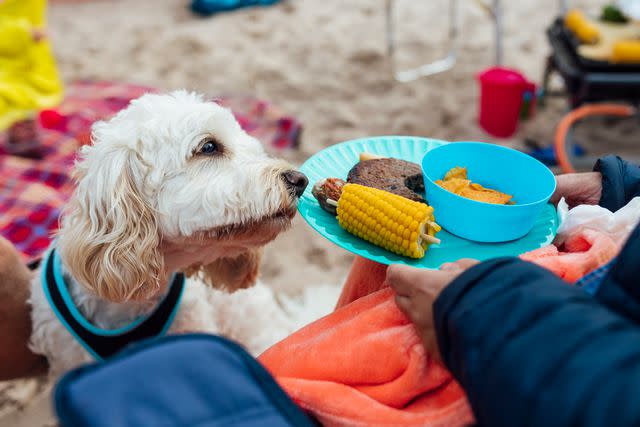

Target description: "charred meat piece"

left=312, top=178, right=345, bottom=215
left=347, top=158, right=426, bottom=203
left=404, top=173, right=425, bottom=196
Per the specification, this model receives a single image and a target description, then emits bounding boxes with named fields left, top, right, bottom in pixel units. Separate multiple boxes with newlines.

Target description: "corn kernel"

left=335, top=184, right=440, bottom=259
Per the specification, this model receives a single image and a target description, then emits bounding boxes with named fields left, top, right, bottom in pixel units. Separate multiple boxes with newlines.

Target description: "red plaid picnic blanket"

left=0, top=81, right=302, bottom=261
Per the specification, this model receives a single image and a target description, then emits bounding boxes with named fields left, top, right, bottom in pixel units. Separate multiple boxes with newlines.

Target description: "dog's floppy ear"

left=190, top=249, right=262, bottom=292
left=58, top=140, right=163, bottom=303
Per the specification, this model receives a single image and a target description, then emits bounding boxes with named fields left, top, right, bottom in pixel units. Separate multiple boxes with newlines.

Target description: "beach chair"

left=385, top=0, right=461, bottom=81
left=385, top=0, right=569, bottom=82
left=385, top=0, right=502, bottom=82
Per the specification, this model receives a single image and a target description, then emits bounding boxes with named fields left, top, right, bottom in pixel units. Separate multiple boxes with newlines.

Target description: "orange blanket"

left=521, top=229, right=620, bottom=283
left=259, top=229, right=620, bottom=427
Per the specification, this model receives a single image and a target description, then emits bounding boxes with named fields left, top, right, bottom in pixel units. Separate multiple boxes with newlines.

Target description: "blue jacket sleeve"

left=595, top=156, right=640, bottom=212
left=434, top=258, right=640, bottom=427
left=594, top=225, right=640, bottom=323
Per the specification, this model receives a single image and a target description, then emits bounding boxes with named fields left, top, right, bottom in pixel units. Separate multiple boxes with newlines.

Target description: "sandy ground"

left=2, top=0, right=639, bottom=425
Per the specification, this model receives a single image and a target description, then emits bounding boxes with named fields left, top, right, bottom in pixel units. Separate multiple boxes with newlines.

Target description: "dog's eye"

left=198, top=139, right=221, bottom=156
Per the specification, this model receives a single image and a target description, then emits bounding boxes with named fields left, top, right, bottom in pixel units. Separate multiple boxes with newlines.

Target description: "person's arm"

left=434, top=258, right=640, bottom=427
left=0, top=236, right=47, bottom=380
left=595, top=155, right=640, bottom=212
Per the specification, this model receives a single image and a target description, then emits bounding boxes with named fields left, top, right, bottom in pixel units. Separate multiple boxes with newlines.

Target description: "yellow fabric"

left=0, top=0, right=63, bottom=130
left=0, top=18, right=32, bottom=57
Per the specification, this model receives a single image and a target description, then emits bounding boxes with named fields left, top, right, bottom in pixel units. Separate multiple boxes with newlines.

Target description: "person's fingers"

left=395, top=294, right=430, bottom=326
left=439, top=262, right=459, bottom=272
left=550, top=172, right=602, bottom=207
left=419, top=328, right=443, bottom=364
left=550, top=175, right=567, bottom=205
left=389, top=264, right=462, bottom=299
left=454, top=258, right=480, bottom=270
left=440, top=259, right=477, bottom=275
left=394, top=294, right=412, bottom=315
left=386, top=264, right=428, bottom=297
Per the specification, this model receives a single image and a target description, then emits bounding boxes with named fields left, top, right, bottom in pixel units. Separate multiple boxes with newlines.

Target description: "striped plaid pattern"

left=0, top=81, right=302, bottom=261
left=575, top=258, right=616, bottom=295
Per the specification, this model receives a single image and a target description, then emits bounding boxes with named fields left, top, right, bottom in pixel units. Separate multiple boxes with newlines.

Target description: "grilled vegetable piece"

left=312, top=178, right=346, bottom=215
left=336, top=183, right=441, bottom=259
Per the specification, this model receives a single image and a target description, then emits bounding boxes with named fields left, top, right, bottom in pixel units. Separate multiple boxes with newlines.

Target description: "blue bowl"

left=422, top=142, right=556, bottom=242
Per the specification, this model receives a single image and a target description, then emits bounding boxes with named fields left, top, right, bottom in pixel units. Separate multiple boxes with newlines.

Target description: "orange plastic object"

left=554, top=104, right=636, bottom=173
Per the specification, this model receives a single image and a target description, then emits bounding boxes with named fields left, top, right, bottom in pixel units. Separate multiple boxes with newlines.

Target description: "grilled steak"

left=347, top=158, right=426, bottom=203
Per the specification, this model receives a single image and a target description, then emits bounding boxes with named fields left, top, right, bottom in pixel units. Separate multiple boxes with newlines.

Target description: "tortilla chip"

left=443, top=166, right=468, bottom=181
left=436, top=166, right=514, bottom=205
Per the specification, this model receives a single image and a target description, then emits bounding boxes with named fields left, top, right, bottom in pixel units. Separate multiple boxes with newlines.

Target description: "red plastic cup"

left=477, top=67, right=528, bottom=138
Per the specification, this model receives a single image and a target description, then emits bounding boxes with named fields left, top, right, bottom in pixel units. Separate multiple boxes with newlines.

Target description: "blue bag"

left=191, top=0, right=281, bottom=16
left=54, top=334, right=317, bottom=427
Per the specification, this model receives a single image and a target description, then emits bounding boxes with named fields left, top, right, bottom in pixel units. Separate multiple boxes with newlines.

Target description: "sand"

left=2, top=0, right=638, bottom=425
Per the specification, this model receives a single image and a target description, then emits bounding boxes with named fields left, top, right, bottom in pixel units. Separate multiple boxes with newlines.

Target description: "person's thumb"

left=386, top=264, right=426, bottom=297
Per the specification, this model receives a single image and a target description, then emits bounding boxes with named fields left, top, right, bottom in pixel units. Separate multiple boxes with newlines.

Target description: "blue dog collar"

left=41, top=248, right=185, bottom=360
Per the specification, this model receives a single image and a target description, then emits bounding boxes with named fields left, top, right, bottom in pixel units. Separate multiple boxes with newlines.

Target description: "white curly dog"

left=28, top=91, right=327, bottom=376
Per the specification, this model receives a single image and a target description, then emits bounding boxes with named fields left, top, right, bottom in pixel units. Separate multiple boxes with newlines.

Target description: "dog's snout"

left=282, top=170, right=309, bottom=197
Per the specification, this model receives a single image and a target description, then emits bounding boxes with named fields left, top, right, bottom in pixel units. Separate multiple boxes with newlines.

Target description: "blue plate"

left=298, top=136, right=558, bottom=269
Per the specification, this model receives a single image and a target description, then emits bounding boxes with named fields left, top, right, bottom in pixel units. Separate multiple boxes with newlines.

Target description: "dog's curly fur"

left=28, top=91, right=307, bottom=375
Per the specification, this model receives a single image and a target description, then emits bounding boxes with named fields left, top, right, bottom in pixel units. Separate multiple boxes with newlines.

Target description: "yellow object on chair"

left=564, top=9, right=601, bottom=44
left=611, top=40, right=640, bottom=63
left=0, top=0, right=63, bottom=130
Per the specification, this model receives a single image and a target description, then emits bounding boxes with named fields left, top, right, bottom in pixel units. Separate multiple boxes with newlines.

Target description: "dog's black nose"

left=282, top=170, right=309, bottom=197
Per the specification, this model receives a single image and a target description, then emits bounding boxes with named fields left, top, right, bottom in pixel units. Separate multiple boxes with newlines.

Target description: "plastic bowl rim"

left=422, top=141, right=557, bottom=209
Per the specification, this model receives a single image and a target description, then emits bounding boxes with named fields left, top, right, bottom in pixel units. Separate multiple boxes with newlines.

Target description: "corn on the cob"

left=611, top=40, right=640, bottom=64
left=335, top=183, right=440, bottom=259
left=564, top=9, right=600, bottom=44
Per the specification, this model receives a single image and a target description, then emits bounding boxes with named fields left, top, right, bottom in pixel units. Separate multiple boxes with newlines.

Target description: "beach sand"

left=2, top=0, right=638, bottom=425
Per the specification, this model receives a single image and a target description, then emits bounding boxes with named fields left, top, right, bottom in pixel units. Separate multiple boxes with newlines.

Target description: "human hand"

left=550, top=172, right=602, bottom=208
left=386, top=259, right=479, bottom=362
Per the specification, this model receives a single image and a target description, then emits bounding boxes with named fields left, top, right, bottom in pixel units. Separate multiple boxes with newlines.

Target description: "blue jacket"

left=55, top=334, right=316, bottom=427
left=435, top=156, right=640, bottom=427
